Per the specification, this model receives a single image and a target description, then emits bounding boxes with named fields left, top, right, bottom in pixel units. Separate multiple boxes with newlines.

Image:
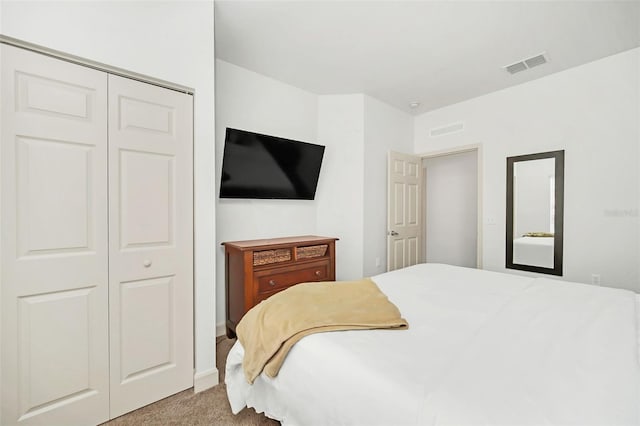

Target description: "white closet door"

left=108, top=75, right=194, bottom=417
left=1, top=45, right=109, bottom=425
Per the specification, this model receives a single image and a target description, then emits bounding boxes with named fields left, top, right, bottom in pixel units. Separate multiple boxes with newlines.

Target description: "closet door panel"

left=1, top=45, right=109, bottom=426
left=17, top=138, right=93, bottom=256
left=108, top=75, right=193, bottom=418
left=119, top=149, right=173, bottom=249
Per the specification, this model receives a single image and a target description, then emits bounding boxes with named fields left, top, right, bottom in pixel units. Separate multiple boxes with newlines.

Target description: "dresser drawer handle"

left=315, top=270, right=321, bottom=276
left=269, top=279, right=276, bottom=287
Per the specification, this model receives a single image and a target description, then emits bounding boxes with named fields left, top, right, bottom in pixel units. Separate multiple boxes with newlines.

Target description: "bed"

left=513, top=236, right=554, bottom=268
left=226, top=263, right=640, bottom=425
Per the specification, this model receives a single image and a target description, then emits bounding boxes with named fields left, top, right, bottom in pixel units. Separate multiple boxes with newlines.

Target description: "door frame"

left=0, top=35, right=194, bottom=95
left=417, top=143, right=483, bottom=269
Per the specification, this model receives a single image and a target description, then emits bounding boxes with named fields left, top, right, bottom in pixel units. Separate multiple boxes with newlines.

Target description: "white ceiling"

left=214, top=1, right=640, bottom=115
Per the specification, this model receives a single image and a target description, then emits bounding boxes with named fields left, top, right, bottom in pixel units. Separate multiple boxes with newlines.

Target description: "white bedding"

left=513, top=236, right=554, bottom=268
left=226, top=263, right=640, bottom=425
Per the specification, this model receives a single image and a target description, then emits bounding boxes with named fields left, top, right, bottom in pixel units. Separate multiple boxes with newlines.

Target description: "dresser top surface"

left=222, top=235, right=338, bottom=250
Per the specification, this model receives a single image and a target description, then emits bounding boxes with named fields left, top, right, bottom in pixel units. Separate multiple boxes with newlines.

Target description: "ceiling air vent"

left=505, top=62, right=528, bottom=74
left=525, top=54, right=547, bottom=68
left=504, top=52, right=548, bottom=75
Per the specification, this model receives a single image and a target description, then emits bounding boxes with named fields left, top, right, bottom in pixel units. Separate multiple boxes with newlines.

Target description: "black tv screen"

left=219, top=128, right=325, bottom=200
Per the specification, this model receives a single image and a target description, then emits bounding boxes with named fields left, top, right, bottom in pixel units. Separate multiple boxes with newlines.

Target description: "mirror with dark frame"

left=506, top=150, right=564, bottom=276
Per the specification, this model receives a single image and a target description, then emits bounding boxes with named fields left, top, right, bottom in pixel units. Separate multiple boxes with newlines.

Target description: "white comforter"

left=226, top=263, right=640, bottom=425
left=513, top=236, right=554, bottom=268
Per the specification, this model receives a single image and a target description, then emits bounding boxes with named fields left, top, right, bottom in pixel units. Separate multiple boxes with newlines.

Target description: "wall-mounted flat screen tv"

left=219, top=128, right=325, bottom=200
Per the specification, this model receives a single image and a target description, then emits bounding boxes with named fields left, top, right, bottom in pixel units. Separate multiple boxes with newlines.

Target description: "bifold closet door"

left=107, top=74, right=194, bottom=417
left=1, top=45, right=110, bottom=425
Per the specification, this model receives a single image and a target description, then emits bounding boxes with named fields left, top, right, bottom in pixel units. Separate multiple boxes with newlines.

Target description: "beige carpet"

left=102, top=337, right=279, bottom=425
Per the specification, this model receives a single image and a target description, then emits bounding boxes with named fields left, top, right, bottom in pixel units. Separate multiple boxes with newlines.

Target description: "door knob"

left=388, top=230, right=399, bottom=236
left=143, top=259, right=152, bottom=268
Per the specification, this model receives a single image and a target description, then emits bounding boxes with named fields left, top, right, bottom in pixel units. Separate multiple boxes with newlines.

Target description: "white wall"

left=214, top=65, right=415, bottom=327
left=214, top=60, right=319, bottom=327
left=215, top=75, right=415, bottom=316
left=1, top=0, right=219, bottom=388
left=315, top=95, right=414, bottom=279
left=415, top=48, right=640, bottom=292
left=316, top=95, right=366, bottom=280
left=363, top=96, right=414, bottom=276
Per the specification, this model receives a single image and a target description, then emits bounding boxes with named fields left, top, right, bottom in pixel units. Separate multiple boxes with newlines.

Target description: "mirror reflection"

left=513, top=158, right=555, bottom=268
left=506, top=150, right=564, bottom=276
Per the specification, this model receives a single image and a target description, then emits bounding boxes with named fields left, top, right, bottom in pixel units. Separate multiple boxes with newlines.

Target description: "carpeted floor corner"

left=102, top=336, right=279, bottom=425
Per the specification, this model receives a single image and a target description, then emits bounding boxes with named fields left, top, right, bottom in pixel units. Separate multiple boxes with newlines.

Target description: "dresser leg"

left=226, top=327, right=236, bottom=339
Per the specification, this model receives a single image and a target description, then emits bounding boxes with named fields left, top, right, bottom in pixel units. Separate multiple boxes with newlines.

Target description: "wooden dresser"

left=222, top=235, right=338, bottom=338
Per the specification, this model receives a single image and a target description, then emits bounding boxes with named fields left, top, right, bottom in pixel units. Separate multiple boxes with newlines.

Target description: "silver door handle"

left=388, top=231, right=399, bottom=236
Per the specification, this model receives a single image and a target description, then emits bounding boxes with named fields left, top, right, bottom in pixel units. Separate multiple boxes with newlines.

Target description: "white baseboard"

left=216, top=322, right=226, bottom=337
left=194, top=367, right=219, bottom=393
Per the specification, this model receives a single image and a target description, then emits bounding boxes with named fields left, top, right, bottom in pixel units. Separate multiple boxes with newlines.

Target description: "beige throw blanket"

left=237, top=279, right=408, bottom=384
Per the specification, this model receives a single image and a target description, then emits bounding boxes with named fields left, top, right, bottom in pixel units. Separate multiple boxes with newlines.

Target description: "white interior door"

left=108, top=74, right=194, bottom=417
left=387, top=151, right=422, bottom=271
left=1, top=45, right=109, bottom=425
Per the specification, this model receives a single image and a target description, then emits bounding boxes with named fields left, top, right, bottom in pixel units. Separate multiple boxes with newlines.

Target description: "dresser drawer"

left=255, top=261, right=330, bottom=295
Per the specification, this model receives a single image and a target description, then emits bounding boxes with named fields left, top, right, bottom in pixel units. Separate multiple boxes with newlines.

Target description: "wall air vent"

left=504, top=52, right=548, bottom=75
left=429, top=122, right=464, bottom=137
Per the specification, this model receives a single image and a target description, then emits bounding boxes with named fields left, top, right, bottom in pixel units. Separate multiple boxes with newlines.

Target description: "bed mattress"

left=513, top=236, right=554, bottom=268
left=226, top=263, right=640, bottom=425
